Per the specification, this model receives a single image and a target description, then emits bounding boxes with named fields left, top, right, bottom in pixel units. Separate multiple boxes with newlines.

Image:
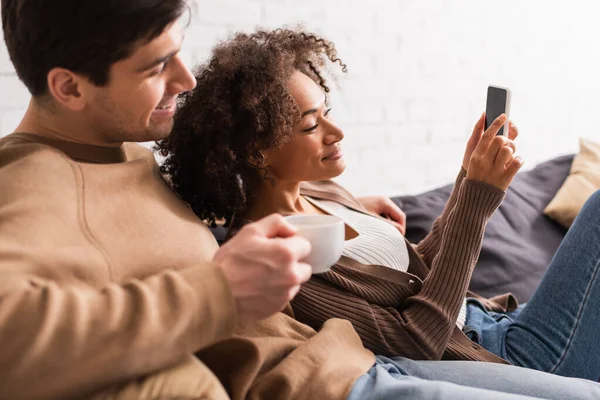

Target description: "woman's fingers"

left=467, top=128, right=522, bottom=191
left=473, top=114, right=507, bottom=158
left=471, top=112, right=486, bottom=141
left=493, top=144, right=515, bottom=170
left=465, top=115, right=524, bottom=191
left=507, top=121, right=519, bottom=140
left=502, top=156, right=524, bottom=187
left=489, top=139, right=523, bottom=190
left=485, top=135, right=508, bottom=165
left=462, top=112, right=487, bottom=171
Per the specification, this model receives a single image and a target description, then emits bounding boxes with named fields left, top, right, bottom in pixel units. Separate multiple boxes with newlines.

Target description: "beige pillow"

left=544, top=138, right=600, bottom=228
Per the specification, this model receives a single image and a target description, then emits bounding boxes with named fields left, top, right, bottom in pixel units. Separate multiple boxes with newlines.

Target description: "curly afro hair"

left=156, top=27, right=347, bottom=225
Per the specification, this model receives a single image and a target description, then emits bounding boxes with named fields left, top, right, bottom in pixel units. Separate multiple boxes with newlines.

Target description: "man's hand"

left=463, top=112, right=519, bottom=172
left=466, top=114, right=524, bottom=191
left=213, top=214, right=312, bottom=325
left=358, top=196, right=406, bottom=235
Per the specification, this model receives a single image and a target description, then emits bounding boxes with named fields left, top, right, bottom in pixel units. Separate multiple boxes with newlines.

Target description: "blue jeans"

left=348, top=356, right=600, bottom=400
left=464, top=189, right=600, bottom=380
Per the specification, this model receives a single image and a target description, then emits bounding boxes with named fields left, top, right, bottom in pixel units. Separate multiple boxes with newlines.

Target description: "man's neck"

left=14, top=100, right=122, bottom=148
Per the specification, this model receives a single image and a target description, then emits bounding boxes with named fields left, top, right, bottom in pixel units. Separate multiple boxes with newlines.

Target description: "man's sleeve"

left=0, top=145, right=237, bottom=400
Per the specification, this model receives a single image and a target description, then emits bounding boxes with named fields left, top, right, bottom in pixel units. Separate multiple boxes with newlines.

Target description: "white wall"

left=1, top=0, right=598, bottom=196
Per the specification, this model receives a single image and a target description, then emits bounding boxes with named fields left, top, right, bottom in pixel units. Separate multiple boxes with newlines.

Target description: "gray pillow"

left=394, top=155, right=574, bottom=302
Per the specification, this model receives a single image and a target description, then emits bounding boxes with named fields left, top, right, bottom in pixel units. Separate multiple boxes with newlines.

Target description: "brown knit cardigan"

left=290, top=170, right=519, bottom=364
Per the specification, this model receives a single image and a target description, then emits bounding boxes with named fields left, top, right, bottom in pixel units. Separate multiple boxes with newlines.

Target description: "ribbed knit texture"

left=416, top=168, right=467, bottom=265
left=293, top=173, right=508, bottom=362
left=305, top=196, right=469, bottom=330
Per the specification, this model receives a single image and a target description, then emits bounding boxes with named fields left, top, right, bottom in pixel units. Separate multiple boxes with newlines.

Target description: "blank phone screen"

left=485, top=87, right=507, bottom=136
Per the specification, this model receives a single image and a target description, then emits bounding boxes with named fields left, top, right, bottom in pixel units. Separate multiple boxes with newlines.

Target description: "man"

left=1, top=1, right=599, bottom=399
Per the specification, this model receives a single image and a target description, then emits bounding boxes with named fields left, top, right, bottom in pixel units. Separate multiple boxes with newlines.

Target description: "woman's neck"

left=245, top=180, right=320, bottom=222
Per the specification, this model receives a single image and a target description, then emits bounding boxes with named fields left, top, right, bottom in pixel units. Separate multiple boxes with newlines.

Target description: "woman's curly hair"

left=156, top=27, right=347, bottom=225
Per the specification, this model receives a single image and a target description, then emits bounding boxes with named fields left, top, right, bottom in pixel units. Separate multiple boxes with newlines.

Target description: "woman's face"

left=262, top=70, right=346, bottom=184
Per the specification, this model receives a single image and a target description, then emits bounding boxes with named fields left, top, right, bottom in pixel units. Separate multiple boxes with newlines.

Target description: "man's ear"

left=46, top=68, right=89, bottom=111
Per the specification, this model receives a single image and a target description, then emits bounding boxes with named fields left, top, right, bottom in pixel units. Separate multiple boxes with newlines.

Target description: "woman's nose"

left=323, top=119, right=344, bottom=144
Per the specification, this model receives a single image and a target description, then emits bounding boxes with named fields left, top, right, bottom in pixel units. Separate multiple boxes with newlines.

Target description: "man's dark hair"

left=1, top=0, right=189, bottom=97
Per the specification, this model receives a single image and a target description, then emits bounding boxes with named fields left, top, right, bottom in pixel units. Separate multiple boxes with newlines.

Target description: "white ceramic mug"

left=284, top=214, right=345, bottom=274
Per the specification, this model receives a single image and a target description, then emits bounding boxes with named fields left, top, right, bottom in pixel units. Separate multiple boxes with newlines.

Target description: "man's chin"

left=144, top=120, right=174, bottom=142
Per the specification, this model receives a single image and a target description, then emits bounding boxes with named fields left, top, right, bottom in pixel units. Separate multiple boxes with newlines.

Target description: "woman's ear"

left=247, top=149, right=276, bottom=187
left=247, top=149, right=268, bottom=168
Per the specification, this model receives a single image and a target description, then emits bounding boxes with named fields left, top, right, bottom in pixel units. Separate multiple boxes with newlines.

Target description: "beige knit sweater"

left=0, top=133, right=374, bottom=400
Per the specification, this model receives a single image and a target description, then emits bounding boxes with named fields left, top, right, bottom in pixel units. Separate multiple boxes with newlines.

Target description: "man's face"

left=82, top=22, right=196, bottom=144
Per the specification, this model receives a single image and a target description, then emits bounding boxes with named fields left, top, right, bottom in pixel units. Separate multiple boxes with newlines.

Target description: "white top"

left=305, top=197, right=410, bottom=272
left=305, top=196, right=468, bottom=330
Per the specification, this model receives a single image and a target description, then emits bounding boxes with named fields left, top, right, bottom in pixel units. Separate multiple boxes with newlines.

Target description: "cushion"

left=393, top=155, right=574, bottom=302
left=210, top=224, right=228, bottom=244
left=544, top=138, right=600, bottom=228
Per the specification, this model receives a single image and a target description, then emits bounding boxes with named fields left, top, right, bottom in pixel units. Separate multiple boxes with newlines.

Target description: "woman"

left=156, top=28, right=600, bottom=381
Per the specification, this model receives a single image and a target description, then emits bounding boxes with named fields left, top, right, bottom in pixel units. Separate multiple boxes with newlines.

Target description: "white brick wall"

left=2, top=0, right=599, bottom=196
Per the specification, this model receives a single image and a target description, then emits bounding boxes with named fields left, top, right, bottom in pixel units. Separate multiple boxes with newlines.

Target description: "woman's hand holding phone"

left=462, top=113, right=519, bottom=172
left=464, top=113, right=524, bottom=191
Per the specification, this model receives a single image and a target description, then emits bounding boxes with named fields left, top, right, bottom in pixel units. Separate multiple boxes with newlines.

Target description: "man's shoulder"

left=124, top=142, right=155, bottom=159
left=0, top=134, right=77, bottom=188
left=0, top=134, right=74, bottom=169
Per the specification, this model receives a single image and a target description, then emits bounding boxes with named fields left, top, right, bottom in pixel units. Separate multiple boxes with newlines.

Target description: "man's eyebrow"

left=136, top=33, right=186, bottom=72
left=136, top=49, right=180, bottom=72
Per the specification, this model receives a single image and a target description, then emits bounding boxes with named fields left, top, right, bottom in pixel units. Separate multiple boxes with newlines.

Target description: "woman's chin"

left=300, top=162, right=346, bottom=182
left=328, top=162, right=346, bottom=179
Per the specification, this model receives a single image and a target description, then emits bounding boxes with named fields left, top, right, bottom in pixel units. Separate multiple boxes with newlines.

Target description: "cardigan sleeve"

left=415, top=168, right=467, bottom=266
left=292, top=179, right=504, bottom=360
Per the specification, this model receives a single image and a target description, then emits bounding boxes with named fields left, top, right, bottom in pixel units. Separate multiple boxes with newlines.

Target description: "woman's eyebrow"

left=300, top=96, right=327, bottom=118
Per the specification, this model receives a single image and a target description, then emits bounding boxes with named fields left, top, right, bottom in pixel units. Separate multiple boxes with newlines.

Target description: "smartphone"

left=485, top=85, right=511, bottom=136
